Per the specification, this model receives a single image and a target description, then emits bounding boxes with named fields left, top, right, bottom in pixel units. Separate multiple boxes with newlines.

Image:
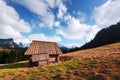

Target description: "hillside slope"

left=60, top=42, right=120, bottom=61
left=0, top=43, right=120, bottom=80
left=81, top=22, right=120, bottom=49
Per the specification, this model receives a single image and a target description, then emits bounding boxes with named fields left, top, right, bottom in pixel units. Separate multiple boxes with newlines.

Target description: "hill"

left=80, top=22, right=120, bottom=49
left=0, top=38, right=23, bottom=48
left=0, top=38, right=15, bottom=48
left=60, top=42, right=120, bottom=61
left=0, top=42, right=120, bottom=80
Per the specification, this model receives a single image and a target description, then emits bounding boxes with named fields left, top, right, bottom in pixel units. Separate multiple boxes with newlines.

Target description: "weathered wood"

left=38, top=60, right=48, bottom=66
left=32, top=54, right=49, bottom=62
left=25, top=41, right=62, bottom=55
left=49, top=54, right=59, bottom=62
left=24, top=40, right=63, bottom=66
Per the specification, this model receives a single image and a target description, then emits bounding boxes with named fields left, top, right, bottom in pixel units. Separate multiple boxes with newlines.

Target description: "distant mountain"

left=60, top=46, right=70, bottom=53
left=0, top=38, right=68, bottom=51
left=0, top=38, right=23, bottom=48
left=18, top=42, right=24, bottom=48
left=80, top=22, right=120, bottom=49
left=58, top=44, right=70, bottom=53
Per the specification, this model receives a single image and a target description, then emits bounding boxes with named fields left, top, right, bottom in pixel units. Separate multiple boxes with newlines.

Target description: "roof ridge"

left=25, top=40, right=62, bottom=55
left=32, top=40, right=56, bottom=43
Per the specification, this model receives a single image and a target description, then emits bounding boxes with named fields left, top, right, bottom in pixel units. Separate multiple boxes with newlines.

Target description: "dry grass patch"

left=0, top=42, right=120, bottom=80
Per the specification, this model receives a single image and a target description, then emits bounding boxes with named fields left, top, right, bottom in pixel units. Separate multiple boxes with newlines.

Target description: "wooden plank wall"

left=32, top=54, right=49, bottom=62
left=38, top=60, right=48, bottom=66
left=31, top=54, right=59, bottom=66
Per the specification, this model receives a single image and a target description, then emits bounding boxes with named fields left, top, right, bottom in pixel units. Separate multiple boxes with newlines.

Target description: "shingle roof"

left=25, top=40, right=62, bottom=55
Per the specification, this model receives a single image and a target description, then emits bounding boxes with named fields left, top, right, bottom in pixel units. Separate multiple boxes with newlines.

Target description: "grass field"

left=0, top=43, right=120, bottom=80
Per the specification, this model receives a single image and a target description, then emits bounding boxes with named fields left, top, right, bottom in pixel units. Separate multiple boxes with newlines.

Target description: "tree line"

left=80, top=21, right=120, bottom=49
left=0, top=48, right=29, bottom=64
left=68, top=21, right=120, bottom=52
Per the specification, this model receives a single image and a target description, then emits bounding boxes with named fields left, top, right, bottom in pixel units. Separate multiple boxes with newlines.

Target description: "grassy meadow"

left=0, top=43, right=120, bottom=80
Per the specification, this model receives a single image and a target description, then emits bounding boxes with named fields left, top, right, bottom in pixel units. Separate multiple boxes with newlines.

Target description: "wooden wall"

left=31, top=54, right=59, bottom=66
left=32, top=54, right=49, bottom=62
left=38, top=60, right=48, bottom=66
left=49, top=54, right=58, bottom=63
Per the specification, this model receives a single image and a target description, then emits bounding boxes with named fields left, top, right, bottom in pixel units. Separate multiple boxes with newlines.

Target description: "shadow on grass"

left=0, top=62, right=28, bottom=69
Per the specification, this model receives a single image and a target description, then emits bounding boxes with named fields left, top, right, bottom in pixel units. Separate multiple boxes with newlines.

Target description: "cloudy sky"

left=0, top=0, right=120, bottom=47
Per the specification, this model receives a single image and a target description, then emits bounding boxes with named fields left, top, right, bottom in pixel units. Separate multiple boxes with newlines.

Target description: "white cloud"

left=65, top=43, right=82, bottom=48
left=76, top=11, right=87, bottom=22
left=57, top=14, right=100, bottom=42
left=14, top=38, right=30, bottom=44
left=64, top=13, right=72, bottom=22
left=54, top=21, right=60, bottom=27
left=57, top=17, right=89, bottom=40
left=12, top=0, right=68, bottom=28
left=85, top=25, right=100, bottom=42
left=12, top=0, right=55, bottom=28
left=57, top=2, right=67, bottom=19
left=0, top=0, right=31, bottom=43
left=92, top=0, right=120, bottom=27
left=28, top=33, right=62, bottom=42
left=44, top=0, right=56, bottom=8
left=0, top=25, right=23, bottom=38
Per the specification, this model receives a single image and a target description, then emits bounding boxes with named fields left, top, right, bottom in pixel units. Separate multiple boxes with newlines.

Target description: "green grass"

left=0, top=42, right=120, bottom=80
left=0, top=56, right=120, bottom=80
left=0, top=63, right=26, bottom=69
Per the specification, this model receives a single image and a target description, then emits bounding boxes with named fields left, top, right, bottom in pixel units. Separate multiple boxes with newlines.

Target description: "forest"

left=0, top=48, right=29, bottom=64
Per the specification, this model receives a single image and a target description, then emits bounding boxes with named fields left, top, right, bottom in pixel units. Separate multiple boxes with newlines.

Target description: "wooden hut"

left=25, top=40, right=62, bottom=66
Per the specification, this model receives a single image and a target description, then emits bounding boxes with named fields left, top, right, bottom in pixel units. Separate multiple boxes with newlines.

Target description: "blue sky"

left=0, top=0, right=120, bottom=47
